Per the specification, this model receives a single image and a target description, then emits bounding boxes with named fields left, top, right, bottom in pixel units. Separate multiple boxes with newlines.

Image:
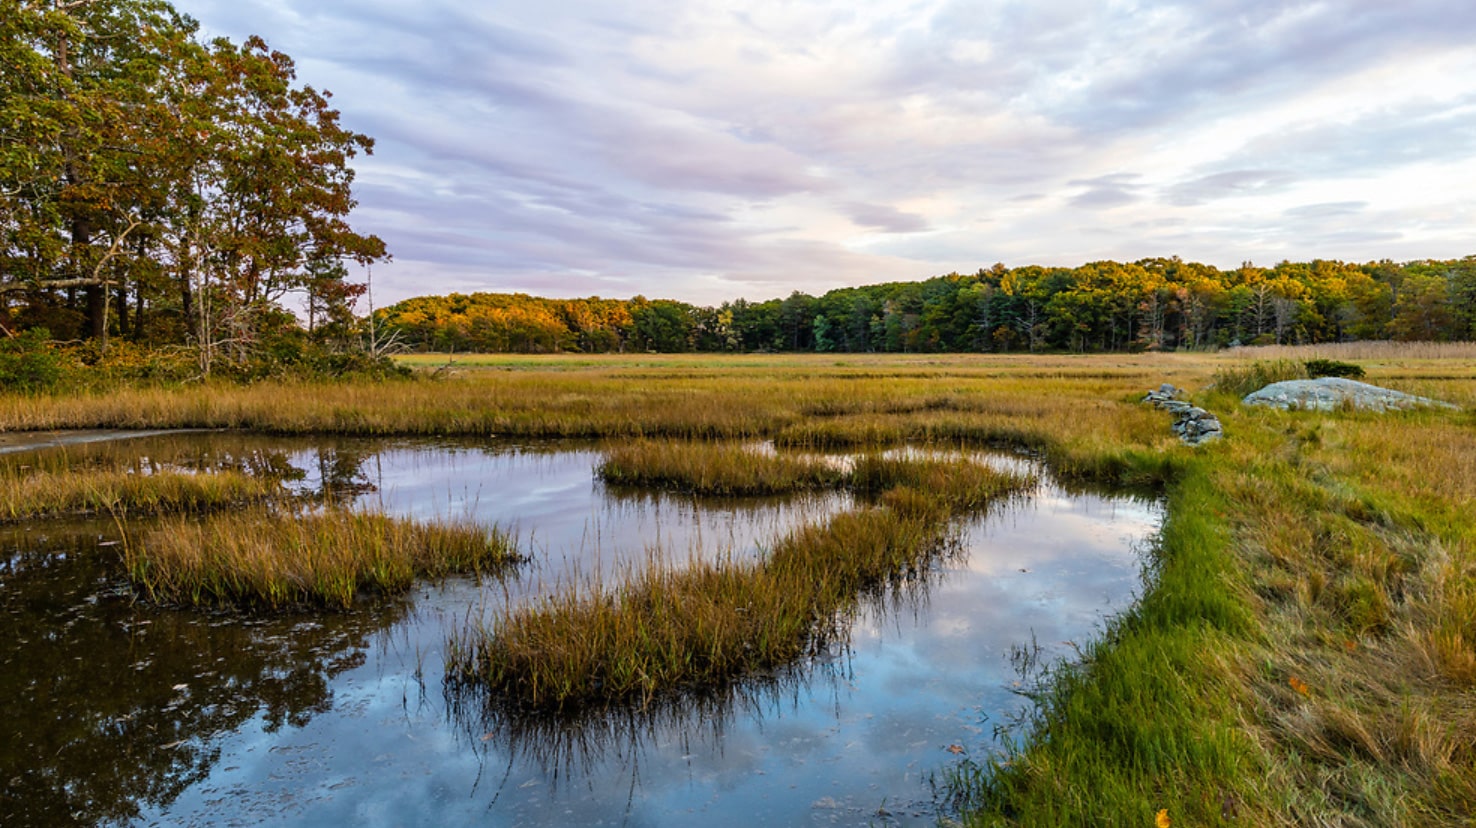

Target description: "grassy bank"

left=956, top=376, right=1476, bottom=825
left=127, top=508, right=519, bottom=609
left=449, top=455, right=1031, bottom=711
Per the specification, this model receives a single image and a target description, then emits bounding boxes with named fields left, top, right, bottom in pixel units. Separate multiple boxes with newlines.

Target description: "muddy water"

left=0, top=435, right=1162, bottom=827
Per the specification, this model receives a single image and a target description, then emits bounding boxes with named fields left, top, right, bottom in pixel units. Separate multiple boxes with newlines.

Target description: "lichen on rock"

left=1242, top=377, right=1457, bottom=412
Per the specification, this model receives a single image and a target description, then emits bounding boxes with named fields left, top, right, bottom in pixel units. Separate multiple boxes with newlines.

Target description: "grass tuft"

left=598, top=440, right=842, bottom=495
left=126, top=507, right=519, bottom=610
left=0, top=468, right=276, bottom=521
left=1209, top=359, right=1308, bottom=397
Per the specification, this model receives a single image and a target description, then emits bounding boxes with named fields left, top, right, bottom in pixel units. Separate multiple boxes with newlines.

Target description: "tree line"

left=1, top=0, right=385, bottom=376
left=378, top=256, right=1476, bottom=354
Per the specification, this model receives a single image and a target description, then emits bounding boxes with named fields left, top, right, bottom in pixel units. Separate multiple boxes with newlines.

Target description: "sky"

left=183, top=0, right=1476, bottom=307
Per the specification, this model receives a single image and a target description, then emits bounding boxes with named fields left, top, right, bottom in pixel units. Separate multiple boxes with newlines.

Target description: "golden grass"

left=599, top=440, right=843, bottom=495
left=1226, top=341, right=1476, bottom=361
left=127, top=508, right=519, bottom=610
left=449, top=455, right=1031, bottom=711
left=4, top=351, right=1475, bottom=822
left=0, top=467, right=276, bottom=521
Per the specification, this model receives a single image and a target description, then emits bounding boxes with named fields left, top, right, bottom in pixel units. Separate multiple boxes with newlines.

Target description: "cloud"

left=1167, top=169, right=1301, bottom=206
left=1068, top=174, right=1143, bottom=209
left=181, top=0, right=1476, bottom=304
left=843, top=202, right=931, bottom=233
left=1283, top=202, right=1368, bottom=220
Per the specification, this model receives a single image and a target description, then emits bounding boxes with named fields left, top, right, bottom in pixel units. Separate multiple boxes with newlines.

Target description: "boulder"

left=1243, top=377, right=1457, bottom=412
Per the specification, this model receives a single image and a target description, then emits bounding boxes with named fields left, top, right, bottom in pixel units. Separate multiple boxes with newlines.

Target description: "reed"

left=449, top=456, right=1031, bottom=711
left=127, top=508, right=518, bottom=610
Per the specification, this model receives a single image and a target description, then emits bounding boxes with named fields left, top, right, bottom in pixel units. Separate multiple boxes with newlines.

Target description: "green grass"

left=126, top=507, right=520, bottom=610
left=952, top=457, right=1265, bottom=825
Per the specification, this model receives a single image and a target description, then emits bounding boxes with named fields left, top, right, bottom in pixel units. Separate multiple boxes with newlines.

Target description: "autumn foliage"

left=377, top=256, right=1476, bottom=354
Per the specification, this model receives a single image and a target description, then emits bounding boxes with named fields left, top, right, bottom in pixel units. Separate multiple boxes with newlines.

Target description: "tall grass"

left=959, top=393, right=1476, bottom=825
left=449, top=456, right=1031, bottom=712
left=1226, top=341, right=1476, bottom=361
left=598, top=440, right=843, bottom=495
left=5, top=352, right=1472, bottom=821
left=598, top=441, right=1034, bottom=508
left=1208, top=359, right=1308, bottom=397
left=0, top=468, right=276, bottom=521
left=127, top=508, right=519, bottom=609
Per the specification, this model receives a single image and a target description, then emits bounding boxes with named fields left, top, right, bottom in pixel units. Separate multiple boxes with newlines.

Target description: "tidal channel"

left=0, top=434, right=1162, bottom=827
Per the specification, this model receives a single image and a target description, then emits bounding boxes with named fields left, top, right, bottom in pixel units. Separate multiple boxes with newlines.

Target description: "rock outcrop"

left=1243, top=377, right=1457, bottom=412
left=1143, top=383, right=1223, bottom=445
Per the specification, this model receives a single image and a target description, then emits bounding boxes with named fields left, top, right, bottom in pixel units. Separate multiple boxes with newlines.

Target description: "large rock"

left=1243, top=377, right=1457, bottom=412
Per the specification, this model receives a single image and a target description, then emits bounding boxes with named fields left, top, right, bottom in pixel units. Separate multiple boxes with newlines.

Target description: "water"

left=0, top=435, right=1162, bottom=827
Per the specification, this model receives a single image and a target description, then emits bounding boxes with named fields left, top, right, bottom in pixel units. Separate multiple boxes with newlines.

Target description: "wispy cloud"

left=186, top=0, right=1476, bottom=305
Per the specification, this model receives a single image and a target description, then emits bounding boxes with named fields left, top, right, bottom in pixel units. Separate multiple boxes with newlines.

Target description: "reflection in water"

left=0, top=524, right=408, bottom=827
left=0, top=435, right=1163, bottom=827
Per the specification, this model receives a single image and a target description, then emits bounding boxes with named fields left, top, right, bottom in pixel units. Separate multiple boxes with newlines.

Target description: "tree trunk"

left=115, top=285, right=130, bottom=338
left=72, top=218, right=106, bottom=339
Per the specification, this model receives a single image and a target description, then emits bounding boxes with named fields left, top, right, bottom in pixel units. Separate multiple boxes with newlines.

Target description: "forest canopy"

left=377, top=256, right=1476, bottom=355
left=0, top=0, right=385, bottom=376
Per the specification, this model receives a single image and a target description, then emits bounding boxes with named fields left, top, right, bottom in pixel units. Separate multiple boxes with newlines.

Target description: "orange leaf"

left=1155, top=808, right=1171, bottom=828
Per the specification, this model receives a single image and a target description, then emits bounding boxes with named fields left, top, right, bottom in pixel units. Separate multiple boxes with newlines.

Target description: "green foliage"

left=1304, top=358, right=1366, bottom=380
left=0, top=0, right=384, bottom=375
left=0, top=328, right=66, bottom=392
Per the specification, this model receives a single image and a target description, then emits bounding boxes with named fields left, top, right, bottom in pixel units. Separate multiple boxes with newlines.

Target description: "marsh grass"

left=1208, top=359, right=1308, bottom=397
left=4, top=352, right=1474, bottom=822
left=447, top=509, right=938, bottom=712
left=448, top=455, right=1031, bottom=712
left=960, top=390, right=1476, bottom=825
left=1227, top=341, right=1476, bottom=361
left=597, top=442, right=1032, bottom=509
left=127, top=508, right=519, bottom=610
left=0, top=468, right=276, bottom=521
left=598, top=440, right=843, bottom=495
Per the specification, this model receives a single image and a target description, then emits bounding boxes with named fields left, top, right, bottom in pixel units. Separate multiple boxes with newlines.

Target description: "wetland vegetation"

left=127, top=508, right=518, bottom=610
left=0, top=348, right=1472, bottom=825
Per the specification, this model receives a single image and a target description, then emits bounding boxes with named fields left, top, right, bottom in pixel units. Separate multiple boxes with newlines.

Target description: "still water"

left=0, top=435, right=1162, bottom=827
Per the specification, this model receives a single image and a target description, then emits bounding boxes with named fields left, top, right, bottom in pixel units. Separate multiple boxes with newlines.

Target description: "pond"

left=0, top=434, right=1162, bottom=827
